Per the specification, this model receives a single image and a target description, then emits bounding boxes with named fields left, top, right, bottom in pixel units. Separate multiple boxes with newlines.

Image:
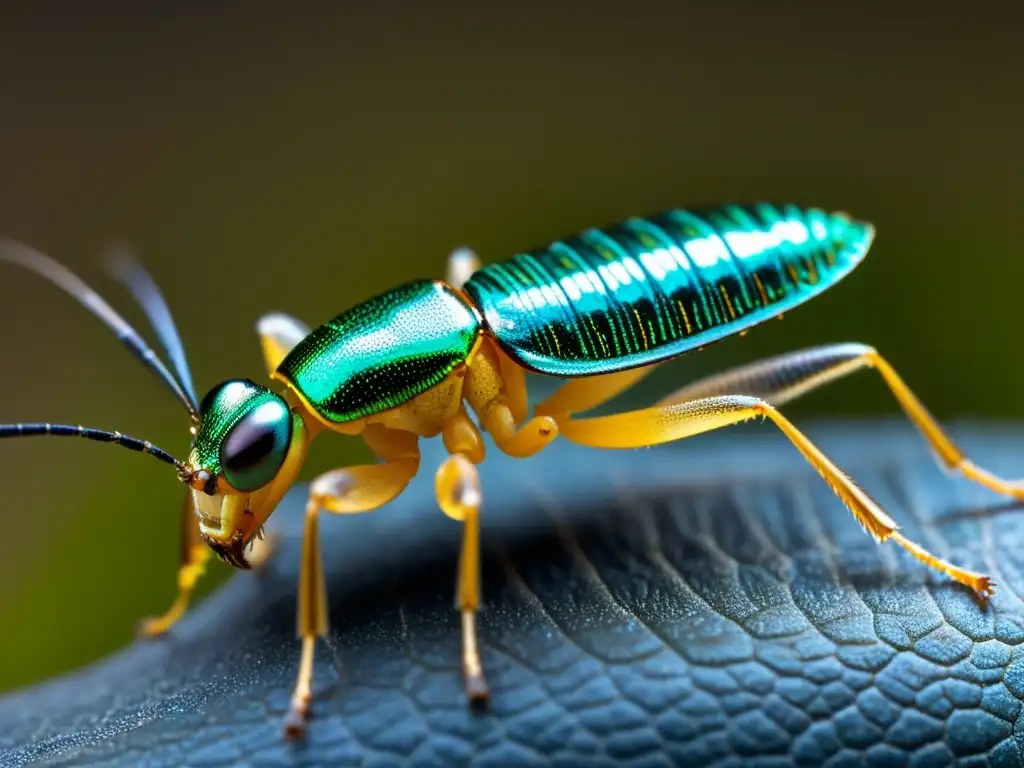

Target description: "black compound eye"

left=220, top=398, right=292, bottom=492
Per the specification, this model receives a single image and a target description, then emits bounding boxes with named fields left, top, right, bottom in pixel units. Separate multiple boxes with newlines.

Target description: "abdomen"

left=463, top=203, right=874, bottom=377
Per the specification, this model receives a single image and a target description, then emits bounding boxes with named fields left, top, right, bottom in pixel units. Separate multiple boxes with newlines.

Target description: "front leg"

left=138, top=491, right=211, bottom=636
left=257, top=312, right=311, bottom=375
left=284, top=425, right=420, bottom=738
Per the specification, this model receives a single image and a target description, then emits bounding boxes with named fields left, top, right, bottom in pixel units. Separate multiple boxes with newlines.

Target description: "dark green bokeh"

left=0, top=5, right=1020, bottom=693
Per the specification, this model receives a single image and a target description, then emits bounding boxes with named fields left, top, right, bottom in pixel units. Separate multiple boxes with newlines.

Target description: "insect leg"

left=445, top=247, right=481, bottom=290
left=656, top=343, right=1024, bottom=501
left=256, top=313, right=311, bottom=375
left=554, top=395, right=994, bottom=599
left=464, top=339, right=557, bottom=458
left=284, top=424, right=420, bottom=737
left=438, top=409, right=489, bottom=707
left=445, top=250, right=531, bottom=423
left=495, top=347, right=529, bottom=425
left=285, top=491, right=327, bottom=739
left=534, top=364, right=660, bottom=417
left=139, top=491, right=212, bottom=636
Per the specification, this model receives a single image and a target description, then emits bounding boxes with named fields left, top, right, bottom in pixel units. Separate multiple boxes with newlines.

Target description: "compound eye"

left=219, top=397, right=292, bottom=492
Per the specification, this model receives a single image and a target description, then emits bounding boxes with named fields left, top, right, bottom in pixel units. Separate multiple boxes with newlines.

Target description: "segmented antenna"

left=0, top=422, right=186, bottom=474
left=0, top=238, right=200, bottom=422
left=105, top=245, right=199, bottom=413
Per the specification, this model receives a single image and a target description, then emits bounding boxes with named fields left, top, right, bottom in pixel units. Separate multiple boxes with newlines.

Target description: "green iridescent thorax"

left=275, top=280, right=481, bottom=424
left=465, top=203, right=874, bottom=377
left=190, top=379, right=293, bottom=491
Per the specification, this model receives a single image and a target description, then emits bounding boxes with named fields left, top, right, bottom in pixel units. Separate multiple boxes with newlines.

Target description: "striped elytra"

left=463, top=203, right=874, bottom=377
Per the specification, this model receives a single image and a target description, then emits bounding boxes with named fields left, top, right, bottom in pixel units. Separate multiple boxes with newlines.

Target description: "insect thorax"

left=274, top=280, right=482, bottom=424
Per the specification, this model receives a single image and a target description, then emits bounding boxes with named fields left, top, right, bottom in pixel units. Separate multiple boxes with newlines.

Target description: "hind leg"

left=656, top=343, right=1024, bottom=501
left=554, top=393, right=993, bottom=599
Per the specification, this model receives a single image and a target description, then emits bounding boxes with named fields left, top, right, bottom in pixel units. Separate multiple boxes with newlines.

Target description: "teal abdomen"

left=464, top=203, right=874, bottom=377
left=275, top=281, right=481, bottom=423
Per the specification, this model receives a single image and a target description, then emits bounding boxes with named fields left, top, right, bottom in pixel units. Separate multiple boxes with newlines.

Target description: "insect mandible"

left=1, top=203, right=1011, bottom=738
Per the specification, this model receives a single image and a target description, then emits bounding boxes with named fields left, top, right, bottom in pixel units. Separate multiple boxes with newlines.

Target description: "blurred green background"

left=0, top=4, right=1020, bottom=693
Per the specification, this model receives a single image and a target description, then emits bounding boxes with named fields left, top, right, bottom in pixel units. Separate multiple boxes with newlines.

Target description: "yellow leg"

left=534, top=363, right=660, bottom=417
left=446, top=247, right=482, bottom=290
left=139, top=491, right=212, bottom=636
left=438, top=414, right=489, bottom=707
left=496, top=347, right=529, bottom=425
left=257, top=313, right=311, bottom=374
left=284, top=497, right=328, bottom=738
left=556, top=394, right=994, bottom=599
left=464, top=339, right=557, bottom=458
left=443, top=247, right=638, bottom=424
left=283, top=425, right=420, bottom=738
left=657, top=342, right=1024, bottom=501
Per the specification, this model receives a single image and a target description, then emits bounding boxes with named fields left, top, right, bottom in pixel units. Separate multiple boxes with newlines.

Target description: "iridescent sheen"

left=275, top=280, right=481, bottom=423
left=190, top=378, right=291, bottom=481
left=464, top=203, right=874, bottom=377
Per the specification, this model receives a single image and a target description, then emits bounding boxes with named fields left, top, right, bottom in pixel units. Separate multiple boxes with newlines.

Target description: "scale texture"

left=2, top=421, right=1024, bottom=767
left=274, top=280, right=480, bottom=423
left=464, top=204, right=873, bottom=376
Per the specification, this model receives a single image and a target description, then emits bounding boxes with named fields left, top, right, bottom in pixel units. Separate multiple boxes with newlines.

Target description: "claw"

left=283, top=704, right=308, bottom=740
left=976, top=576, right=997, bottom=603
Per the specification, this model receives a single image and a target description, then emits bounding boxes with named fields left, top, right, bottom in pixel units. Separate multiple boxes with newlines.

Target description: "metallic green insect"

left=1, top=202, right=1011, bottom=739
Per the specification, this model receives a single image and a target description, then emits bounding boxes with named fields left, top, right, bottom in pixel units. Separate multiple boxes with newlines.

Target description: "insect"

left=1, top=203, right=1014, bottom=738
